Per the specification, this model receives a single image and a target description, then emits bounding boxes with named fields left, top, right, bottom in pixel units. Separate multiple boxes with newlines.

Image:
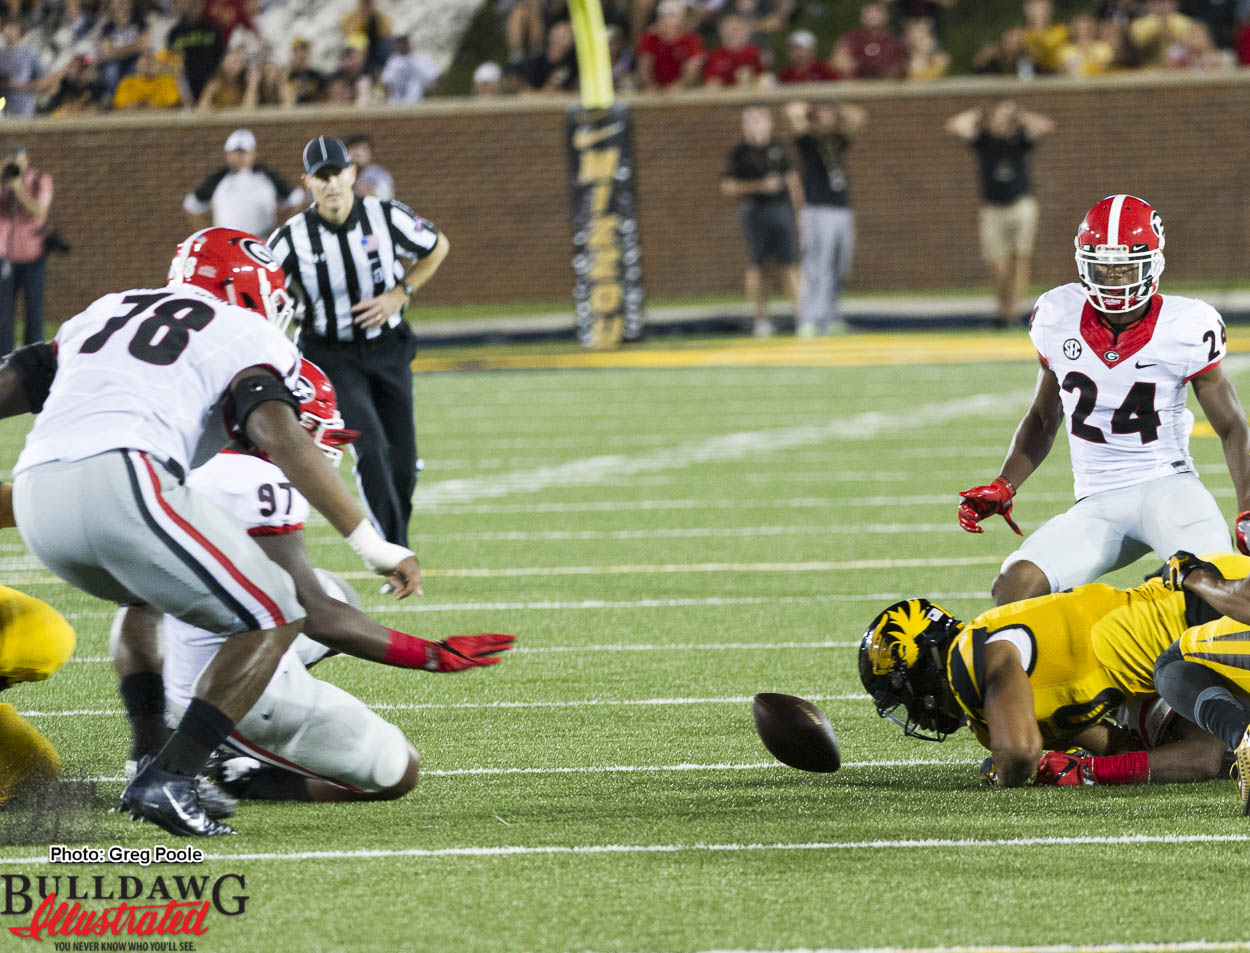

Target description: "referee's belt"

left=300, top=323, right=408, bottom=349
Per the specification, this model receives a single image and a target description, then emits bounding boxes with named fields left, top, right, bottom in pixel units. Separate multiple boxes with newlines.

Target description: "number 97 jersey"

left=1030, top=282, right=1226, bottom=500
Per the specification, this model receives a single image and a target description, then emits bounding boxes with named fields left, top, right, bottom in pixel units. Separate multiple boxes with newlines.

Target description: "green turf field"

left=1, top=335, right=1248, bottom=953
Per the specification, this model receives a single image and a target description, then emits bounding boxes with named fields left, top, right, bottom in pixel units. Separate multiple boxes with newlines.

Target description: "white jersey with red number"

left=1030, top=282, right=1225, bottom=499
left=187, top=450, right=310, bottom=536
left=15, top=286, right=300, bottom=477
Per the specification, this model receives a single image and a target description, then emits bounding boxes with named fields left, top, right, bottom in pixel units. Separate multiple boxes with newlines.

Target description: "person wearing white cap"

left=183, top=128, right=305, bottom=238
left=472, top=61, right=502, bottom=96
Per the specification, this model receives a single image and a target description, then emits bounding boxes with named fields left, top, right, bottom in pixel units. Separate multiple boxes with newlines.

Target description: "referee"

left=268, top=135, right=449, bottom=547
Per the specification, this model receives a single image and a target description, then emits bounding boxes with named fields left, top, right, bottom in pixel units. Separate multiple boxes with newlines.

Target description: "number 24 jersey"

left=1029, top=282, right=1225, bottom=500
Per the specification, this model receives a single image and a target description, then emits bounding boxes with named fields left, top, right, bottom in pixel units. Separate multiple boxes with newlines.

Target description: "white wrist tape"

left=346, top=519, right=413, bottom=573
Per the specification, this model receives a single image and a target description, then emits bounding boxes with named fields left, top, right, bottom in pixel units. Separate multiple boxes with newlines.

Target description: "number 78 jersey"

left=16, top=286, right=300, bottom=478
left=1030, top=282, right=1226, bottom=500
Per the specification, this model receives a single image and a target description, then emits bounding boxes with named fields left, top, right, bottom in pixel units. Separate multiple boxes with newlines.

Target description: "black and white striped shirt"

left=267, top=196, right=439, bottom=343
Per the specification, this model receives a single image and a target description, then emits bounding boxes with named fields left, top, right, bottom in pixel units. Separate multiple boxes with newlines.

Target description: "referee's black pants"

left=300, top=326, right=419, bottom=548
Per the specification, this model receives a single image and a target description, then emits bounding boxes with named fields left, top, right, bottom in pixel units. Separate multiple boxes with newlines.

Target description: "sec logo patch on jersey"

left=1063, top=338, right=1082, bottom=360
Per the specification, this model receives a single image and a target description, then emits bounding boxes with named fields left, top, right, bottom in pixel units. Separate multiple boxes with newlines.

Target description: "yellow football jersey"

left=946, top=553, right=1250, bottom=750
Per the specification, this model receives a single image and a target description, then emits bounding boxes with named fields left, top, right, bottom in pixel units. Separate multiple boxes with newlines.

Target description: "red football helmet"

left=292, top=359, right=358, bottom=464
left=167, top=227, right=295, bottom=330
left=1074, top=194, right=1166, bottom=313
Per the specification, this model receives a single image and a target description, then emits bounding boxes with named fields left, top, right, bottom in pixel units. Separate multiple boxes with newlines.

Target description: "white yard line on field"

left=410, top=494, right=1072, bottom=515
left=589, top=944, right=1250, bottom=953
left=382, top=523, right=953, bottom=543
left=412, top=391, right=1029, bottom=507
left=6, top=833, right=1248, bottom=866
left=18, top=693, right=872, bottom=718
left=62, top=592, right=992, bottom=622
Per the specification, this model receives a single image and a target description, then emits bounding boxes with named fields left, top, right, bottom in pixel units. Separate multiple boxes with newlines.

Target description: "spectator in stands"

left=1022, top=0, right=1068, bottom=72
left=515, top=19, right=578, bottom=92
left=1238, top=17, right=1250, bottom=64
left=112, top=48, right=181, bottom=108
left=340, top=0, right=392, bottom=76
left=325, top=74, right=355, bottom=104
left=1181, top=0, right=1236, bottom=48
left=703, top=13, right=765, bottom=86
left=730, top=0, right=795, bottom=54
left=1058, top=11, right=1117, bottom=73
left=607, top=23, right=635, bottom=90
left=720, top=105, right=801, bottom=338
left=784, top=98, right=866, bottom=336
left=0, top=17, right=43, bottom=116
left=380, top=34, right=440, bottom=104
left=891, top=0, right=957, bottom=36
left=95, top=0, right=148, bottom=96
left=636, top=0, right=703, bottom=92
left=903, top=16, right=949, bottom=78
left=972, top=26, right=1035, bottom=76
left=166, top=0, right=224, bottom=104
left=346, top=134, right=394, bottom=201
left=946, top=100, right=1054, bottom=330
left=777, top=29, right=840, bottom=83
left=203, top=0, right=255, bottom=47
left=832, top=1, right=906, bottom=79
left=1098, top=0, right=1146, bottom=26
left=184, top=128, right=303, bottom=237
left=332, top=35, right=376, bottom=105
left=255, top=57, right=294, bottom=107
left=197, top=45, right=257, bottom=109
left=1168, top=18, right=1226, bottom=64
left=472, top=60, right=502, bottom=95
left=42, top=52, right=106, bottom=114
left=0, top=144, right=51, bottom=354
left=1130, top=0, right=1197, bottom=65
left=287, top=37, right=325, bottom=104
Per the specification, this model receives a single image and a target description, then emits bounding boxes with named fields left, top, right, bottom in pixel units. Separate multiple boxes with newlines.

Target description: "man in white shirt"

left=183, top=129, right=305, bottom=238
left=380, top=34, right=440, bottom=104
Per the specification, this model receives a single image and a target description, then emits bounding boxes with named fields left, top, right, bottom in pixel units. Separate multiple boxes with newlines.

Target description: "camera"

left=3, top=163, right=20, bottom=179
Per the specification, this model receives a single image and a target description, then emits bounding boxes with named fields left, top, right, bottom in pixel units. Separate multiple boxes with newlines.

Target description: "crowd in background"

left=1, top=0, right=1250, bottom=116
left=0, top=0, right=438, bottom=116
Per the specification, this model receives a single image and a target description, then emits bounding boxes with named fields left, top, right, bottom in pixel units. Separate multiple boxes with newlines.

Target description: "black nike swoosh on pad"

left=1135, top=362, right=1156, bottom=368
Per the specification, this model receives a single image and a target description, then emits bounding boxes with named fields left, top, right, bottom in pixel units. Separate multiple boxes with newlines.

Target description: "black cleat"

left=120, top=759, right=236, bottom=837
left=126, top=756, right=237, bottom=820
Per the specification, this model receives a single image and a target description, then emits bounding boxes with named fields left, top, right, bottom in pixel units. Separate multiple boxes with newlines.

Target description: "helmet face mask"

left=858, top=598, right=964, bottom=742
left=168, top=227, right=295, bottom=331
left=1074, top=194, right=1166, bottom=314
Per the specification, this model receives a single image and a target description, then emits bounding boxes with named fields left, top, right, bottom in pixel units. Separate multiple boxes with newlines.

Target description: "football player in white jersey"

left=958, top=195, right=1250, bottom=605
left=146, top=359, right=513, bottom=802
left=9, top=228, right=424, bottom=836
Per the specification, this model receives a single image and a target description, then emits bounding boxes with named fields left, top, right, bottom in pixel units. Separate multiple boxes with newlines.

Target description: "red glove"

left=383, top=630, right=516, bottom=672
left=958, top=476, right=1022, bottom=536
left=1237, top=511, right=1250, bottom=556
left=1035, top=748, right=1095, bottom=786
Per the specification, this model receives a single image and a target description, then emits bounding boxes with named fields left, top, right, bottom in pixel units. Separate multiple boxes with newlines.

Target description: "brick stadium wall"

left=8, top=72, right=1250, bottom=325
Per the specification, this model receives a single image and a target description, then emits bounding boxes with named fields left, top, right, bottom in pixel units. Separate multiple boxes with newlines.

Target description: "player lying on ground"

left=957, top=194, right=1250, bottom=606
left=1152, top=551, right=1250, bottom=816
left=2, top=228, right=424, bottom=837
left=115, top=359, right=513, bottom=802
left=857, top=554, right=1250, bottom=787
left=0, top=584, right=74, bottom=805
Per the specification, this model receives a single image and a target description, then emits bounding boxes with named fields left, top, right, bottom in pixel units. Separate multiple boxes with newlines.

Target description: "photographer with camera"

left=0, top=144, right=53, bottom=355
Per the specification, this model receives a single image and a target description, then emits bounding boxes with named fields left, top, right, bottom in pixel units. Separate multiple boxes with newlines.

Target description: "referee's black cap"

left=302, top=135, right=351, bottom=175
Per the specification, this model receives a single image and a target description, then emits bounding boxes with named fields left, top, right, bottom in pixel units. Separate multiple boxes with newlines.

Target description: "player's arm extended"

left=998, top=363, right=1064, bottom=489
left=235, top=368, right=422, bottom=598
left=981, top=640, right=1042, bottom=787
left=1192, top=366, right=1250, bottom=516
left=253, top=531, right=511, bottom=672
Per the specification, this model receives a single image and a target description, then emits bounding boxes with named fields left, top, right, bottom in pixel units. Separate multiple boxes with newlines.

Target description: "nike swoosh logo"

left=571, top=122, right=624, bottom=150
left=1135, top=362, right=1156, bottom=369
left=164, top=782, right=205, bottom=832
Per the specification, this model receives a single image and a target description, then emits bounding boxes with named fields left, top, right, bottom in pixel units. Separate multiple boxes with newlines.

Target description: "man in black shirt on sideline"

left=784, top=99, right=867, bottom=337
left=720, top=106, right=802, bottom=338
left=946, top=99, right=1054, bottom=329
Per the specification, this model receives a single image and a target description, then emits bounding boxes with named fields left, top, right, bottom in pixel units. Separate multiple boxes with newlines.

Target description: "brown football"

left=752, top=693, right=841, bottom=773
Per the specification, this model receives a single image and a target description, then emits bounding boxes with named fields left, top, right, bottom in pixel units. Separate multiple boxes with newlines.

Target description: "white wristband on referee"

left=346, top=519, right=413, bottom=573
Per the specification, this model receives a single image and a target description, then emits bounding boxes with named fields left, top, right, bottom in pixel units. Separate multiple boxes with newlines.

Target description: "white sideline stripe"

left=62, top=592, right=992, bottom=621
left=64, top=641, right=865, bottom=664
left=309, top=523, right=957, bottom=543
left=17, top=693, right=871, bottom=718
left=413, top=493, right=1074, bottom=515
left=66, top=759, right=958, bottom=784
left=412, top=391, right=1028, bottom=506
left=6, top=833, right=1248, bottom=867
left=344, top=556, right=1002, bottom=580
left=588, top=945, right=1250, bottom=953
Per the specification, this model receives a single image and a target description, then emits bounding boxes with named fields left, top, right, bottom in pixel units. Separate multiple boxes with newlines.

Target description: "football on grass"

left=752, top=693, right=840, bottom=773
